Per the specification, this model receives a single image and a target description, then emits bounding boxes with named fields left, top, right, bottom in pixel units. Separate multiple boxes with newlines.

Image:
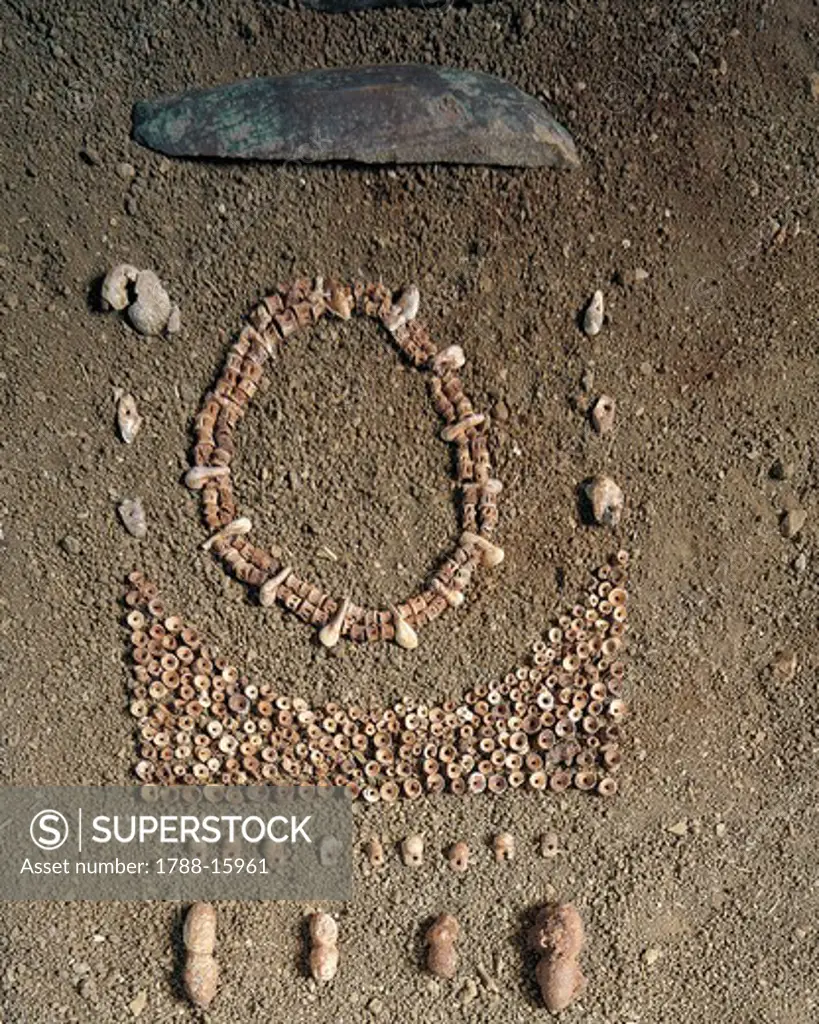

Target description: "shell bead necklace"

left=187, top=277, right=503, bottom=650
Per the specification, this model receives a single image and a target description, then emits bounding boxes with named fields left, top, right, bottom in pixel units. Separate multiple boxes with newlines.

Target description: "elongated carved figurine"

left=529, top=902, right=586, bottom=1013
left=426, top=914, right=460, bottom=979
left=182, top=902, right=219, bottom=1009
left=309, top=912, right=339, bottom=982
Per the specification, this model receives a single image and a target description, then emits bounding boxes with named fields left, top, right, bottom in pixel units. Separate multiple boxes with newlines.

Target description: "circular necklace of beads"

left=185, top=277, right=504, bottom=650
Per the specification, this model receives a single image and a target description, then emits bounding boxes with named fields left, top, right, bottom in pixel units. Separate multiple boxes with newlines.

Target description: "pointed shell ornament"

left=448, top=841, right=470, bottom=873
left=383, top=284, right=420, bottom=333
left=540, top=832, right=560, bottom=859
left=201, top=516, right=252, bottom=552
left=259, top=566, right=292, bottom=608
left=391, top=605, right=419, bottom=650
left=365, top=836, right=386, bottom=869
left=185, top=465, right=230, bottom=490
left=401, top=834, right=424, bottom=867
left=493, top=832, right=515, bottom=862
left=318, top=598, right=351, bottom=649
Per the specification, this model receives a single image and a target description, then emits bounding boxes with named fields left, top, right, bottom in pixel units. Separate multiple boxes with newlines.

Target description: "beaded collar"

left=185, top=277, right=503, bottom=650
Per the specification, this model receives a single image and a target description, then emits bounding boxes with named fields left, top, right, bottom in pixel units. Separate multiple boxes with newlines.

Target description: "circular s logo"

left=30, top=809, right=69, bottom=851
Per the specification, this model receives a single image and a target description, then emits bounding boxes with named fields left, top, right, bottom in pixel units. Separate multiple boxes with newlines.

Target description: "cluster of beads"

left=125, top=551, right=628, bottom=801
left=186, top=277, right=503, bottom=649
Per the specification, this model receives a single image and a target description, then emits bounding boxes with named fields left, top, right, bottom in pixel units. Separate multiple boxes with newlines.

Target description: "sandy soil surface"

left=1, top=0, right=818, bottom=1021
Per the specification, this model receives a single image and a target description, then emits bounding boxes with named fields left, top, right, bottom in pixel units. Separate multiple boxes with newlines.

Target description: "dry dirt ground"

left=1, top=0, right=818, bottom=1022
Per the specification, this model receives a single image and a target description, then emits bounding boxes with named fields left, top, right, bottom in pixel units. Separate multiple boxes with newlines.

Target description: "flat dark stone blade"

left=132, top=65, right=579, bottom=169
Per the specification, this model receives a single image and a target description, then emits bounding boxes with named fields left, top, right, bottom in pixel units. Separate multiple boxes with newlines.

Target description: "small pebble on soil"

left=459, top=978, right=478, bottom=1005
left=129, top=989, right=147, bottom=1017
left=60, top=535, right=81, bottom=555
left=780, top=508, right=806, bottom=539
left=769, top=457, right=793, bottom=481
left=770, top=649, right=797, bottom=683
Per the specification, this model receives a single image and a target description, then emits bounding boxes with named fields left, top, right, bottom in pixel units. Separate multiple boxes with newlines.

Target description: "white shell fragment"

left=365, top=836, right=385, bottom=869
left=185, top=465, right=230, bottom=490
left=590, top=394, right=616, bottom=434
left=493, top=832, right=515, bottom=862
left=583, top=290, right=605, bottom=336
left=127, top=270, right=172, bottom=336
left=433, top=344, right=466, bottom=375
left=384, top=284, right=420, bottom=332
left=770, top=648, right=798, bottom=683
left=117, top=393, right=142, bottom=444
left=540, top=832, right=560, bottom=858
left=201, top=516, right=252, bottom=552
left=118, top=498, right=147, bottom=539
left=317, top=835, right=341, bottom=868
left=780, top=508, right=807, bottom=539
left=318, top=835, right=343, bottom=867
left=101, top=263, right=139, bottom=311
left=584, top=475, right=624, bottom=527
